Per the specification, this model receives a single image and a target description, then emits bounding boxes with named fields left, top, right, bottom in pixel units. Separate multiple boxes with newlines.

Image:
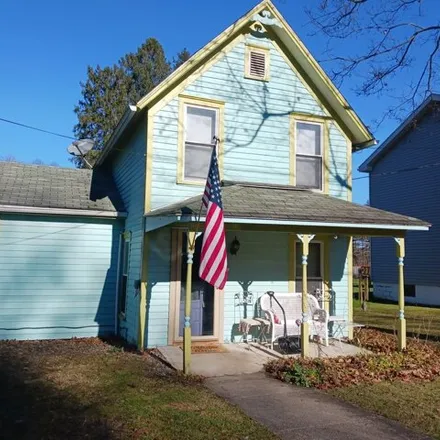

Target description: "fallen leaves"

left=265, top=329, right=440, bottom=390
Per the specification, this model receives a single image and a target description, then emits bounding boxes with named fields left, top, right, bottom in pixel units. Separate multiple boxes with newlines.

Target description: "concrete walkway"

left=206, top=373, right=431, bottom=440
left=158, top=341, right=367, bottom=377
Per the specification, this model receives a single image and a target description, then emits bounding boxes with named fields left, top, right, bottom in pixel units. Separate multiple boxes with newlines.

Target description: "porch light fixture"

left=230, top=236, right=240, bottom=255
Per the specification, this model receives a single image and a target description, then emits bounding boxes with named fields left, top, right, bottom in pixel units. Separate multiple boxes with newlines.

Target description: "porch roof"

left=145, top=182, right=430, bottom=233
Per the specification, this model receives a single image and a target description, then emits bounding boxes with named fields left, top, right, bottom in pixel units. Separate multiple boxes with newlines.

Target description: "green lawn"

left=330, top=379, right=440, bottom=439
left=0, top=339, right=277, bottom=440
left=353, top=299, right=440, bottom=339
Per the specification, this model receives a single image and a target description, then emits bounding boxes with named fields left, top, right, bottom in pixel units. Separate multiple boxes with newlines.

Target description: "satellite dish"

left=67, top=139, right=94, bottom=169
left=67, top=139, right=94, bottom=156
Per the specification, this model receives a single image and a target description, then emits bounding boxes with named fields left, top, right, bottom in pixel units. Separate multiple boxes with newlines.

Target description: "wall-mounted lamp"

left=230, top=236, right=241, bottom=255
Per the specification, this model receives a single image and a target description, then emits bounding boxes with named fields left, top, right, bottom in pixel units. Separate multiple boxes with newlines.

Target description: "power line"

left=353, top=161, right=440, bottom=181
left=0, top=117, right=75, bottom=140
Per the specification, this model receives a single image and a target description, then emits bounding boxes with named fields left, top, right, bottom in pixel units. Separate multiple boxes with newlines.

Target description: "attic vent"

left=245, top=47, right=269, bottom=81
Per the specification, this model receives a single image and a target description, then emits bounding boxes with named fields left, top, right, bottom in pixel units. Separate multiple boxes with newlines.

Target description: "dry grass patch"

left=0, top=338, right=277, bottom=440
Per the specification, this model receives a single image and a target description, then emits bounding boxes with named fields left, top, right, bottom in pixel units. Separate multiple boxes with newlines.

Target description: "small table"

left=328, top=316, right=365, bottom=345
left=238, top=317, right=270, bottom=344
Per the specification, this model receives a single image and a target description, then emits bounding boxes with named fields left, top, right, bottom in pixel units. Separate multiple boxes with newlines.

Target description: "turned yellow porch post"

left=183, top=231, right=195, bottom=374
left=395, top=237, right=406, bottom=351
left=297, top=234, right=315, bottom=358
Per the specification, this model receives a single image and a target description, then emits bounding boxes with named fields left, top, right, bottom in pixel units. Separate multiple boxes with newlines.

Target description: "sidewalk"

left=206, top=373, right=431, bottom=440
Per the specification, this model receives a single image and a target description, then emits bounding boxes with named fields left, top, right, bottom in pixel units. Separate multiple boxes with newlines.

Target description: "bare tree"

left=1, top=155, right=17, bottom=162
left=307, top=0, right=440, bottom=123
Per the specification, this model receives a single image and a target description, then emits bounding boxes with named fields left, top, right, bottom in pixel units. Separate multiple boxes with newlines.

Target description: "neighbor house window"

left=295, top=242, right=322, bottom=295
left=245, top=45, right=270, bottom=81
left=183, top=104, right=218, bottom=181
left=295, top=121, right=323, bottom=190
left=118, top=232, right=131, bottom=315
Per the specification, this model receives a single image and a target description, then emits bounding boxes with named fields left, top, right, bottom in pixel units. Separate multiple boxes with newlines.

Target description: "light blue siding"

left=328, top=122, right=349, bottom=199
left=151, top=33, right=349, bottom=210
left=145, top=228, right=171, bottom=347
left=370, top=110, right=439, bottom=288
left=224, top=231, right=289, bottom=342
left=329, top=237, right=350, bottom=320
left=0, top=214, right=122, bottom=340
left=112, top=122, right=146, bottom=343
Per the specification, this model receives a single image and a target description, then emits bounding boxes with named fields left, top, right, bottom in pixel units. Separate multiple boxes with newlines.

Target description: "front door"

left=170, top=230, right=222, bottom=343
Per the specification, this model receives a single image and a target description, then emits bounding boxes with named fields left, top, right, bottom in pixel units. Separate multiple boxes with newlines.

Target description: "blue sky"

left=0, top=0, right=424, bottom=203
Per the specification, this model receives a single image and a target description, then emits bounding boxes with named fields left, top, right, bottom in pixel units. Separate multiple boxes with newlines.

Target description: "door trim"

left=168, top=229, right=224, bottom=345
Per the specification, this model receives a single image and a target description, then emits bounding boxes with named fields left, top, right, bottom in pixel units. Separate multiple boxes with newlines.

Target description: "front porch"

left=157, top=340, right=366, bottom=377
left=143, top=182, right=430, bottom=367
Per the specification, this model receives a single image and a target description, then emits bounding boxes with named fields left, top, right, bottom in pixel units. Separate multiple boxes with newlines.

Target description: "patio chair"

left=260, top=292, right=328, bottom=350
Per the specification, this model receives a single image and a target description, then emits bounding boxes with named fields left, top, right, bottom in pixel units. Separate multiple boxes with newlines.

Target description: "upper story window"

left=179, top=96, right=224, bottom=184
left=295, top=121, right=323, bottom=190
left=183, top=105, right=218, bottom=181
left=245, top=45, right=269, bottom=81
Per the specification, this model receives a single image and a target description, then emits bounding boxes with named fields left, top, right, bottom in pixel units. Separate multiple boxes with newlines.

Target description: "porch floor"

left=157, top=340, right=367, bottom=377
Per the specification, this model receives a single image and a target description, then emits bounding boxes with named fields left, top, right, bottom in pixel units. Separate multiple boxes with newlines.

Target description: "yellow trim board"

left=347, top=236, right=354, bottom=339
left=145, top=112, right=154, bottom=213
left=137, top=233, right=150, bottom=350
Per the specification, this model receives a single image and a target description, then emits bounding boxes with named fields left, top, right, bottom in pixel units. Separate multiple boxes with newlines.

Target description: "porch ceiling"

left=145, top=182, right=430, bottom=233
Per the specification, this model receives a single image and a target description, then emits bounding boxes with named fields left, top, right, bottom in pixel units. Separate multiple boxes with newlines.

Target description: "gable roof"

left=146, top=181, right=429, bottom=231
left=0, top=162, right=125, bottom=217
left=97, top=0, right=375, bottom=166
left=359, top=93, right=440, bottom=172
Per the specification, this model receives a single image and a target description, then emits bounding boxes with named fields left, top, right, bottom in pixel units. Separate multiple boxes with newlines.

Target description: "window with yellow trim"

left=295, top=121, right=323, bottom=190
left=183, top=104, right=219, bottom=182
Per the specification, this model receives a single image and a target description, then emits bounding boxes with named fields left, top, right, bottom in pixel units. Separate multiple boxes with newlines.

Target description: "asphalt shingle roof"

left=0, top=162, right=125, bottom=213
left=147, top=182, right=429, bottom=228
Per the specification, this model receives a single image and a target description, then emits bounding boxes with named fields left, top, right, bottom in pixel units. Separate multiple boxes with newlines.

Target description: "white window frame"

left=294, top=120, right=324, bottom=191
left=178, top=96, right=224, bottom=185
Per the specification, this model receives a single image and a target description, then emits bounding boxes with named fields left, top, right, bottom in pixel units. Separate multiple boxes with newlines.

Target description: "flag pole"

left=183, top=136, right=219, bottom=375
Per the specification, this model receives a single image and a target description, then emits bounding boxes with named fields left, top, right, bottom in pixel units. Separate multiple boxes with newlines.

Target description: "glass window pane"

left=296, top=122, right=321, bottom=155
left=296, top=155, right=322, bottom=189
left=295, top=242, right=321, bottom=279
left=184, top=143, right=212, bottom=180
left=186, top=106, right=216, bottom=145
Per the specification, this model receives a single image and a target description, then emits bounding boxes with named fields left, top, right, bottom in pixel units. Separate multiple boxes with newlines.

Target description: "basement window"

left=245, top=46, right=269, bottom=81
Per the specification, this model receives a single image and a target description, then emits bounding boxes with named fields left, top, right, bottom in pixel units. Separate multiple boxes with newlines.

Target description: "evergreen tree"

left=74, top=38, right=190, bottom=167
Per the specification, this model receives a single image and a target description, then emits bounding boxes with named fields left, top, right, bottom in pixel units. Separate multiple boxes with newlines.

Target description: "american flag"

left=199, top=146, right=228, bottom=289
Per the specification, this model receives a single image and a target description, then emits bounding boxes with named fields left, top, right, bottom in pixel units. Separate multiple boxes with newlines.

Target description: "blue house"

left=359, top=94, right=439, bottom=306
left=0, top=0, right=429, bottom=350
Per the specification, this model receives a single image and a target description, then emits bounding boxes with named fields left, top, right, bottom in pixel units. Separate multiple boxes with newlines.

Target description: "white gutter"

left=0, top=205, right=127, bottom=219
left=145, top=214, right=428, bottom=232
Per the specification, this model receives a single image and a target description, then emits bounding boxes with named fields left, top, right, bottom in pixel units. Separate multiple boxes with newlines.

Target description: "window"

left=183, top=104, right=218, bottom=182
left=118, top=232, right=131, bottom=315
left=245, top=46, right=269, bottom=81
left=295, top=121, right=323, bottom=190
left=295, top=242, right=322, bottom=294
